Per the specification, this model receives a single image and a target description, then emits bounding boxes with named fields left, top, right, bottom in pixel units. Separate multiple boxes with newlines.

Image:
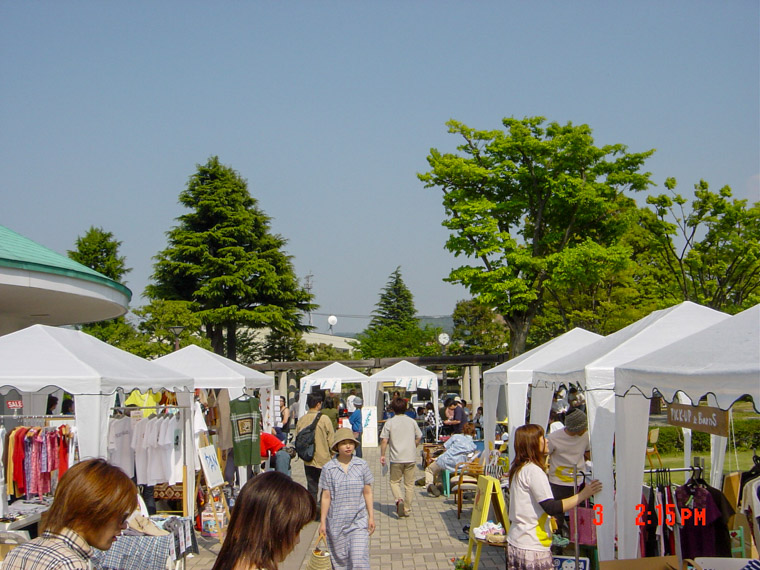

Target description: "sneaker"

left=427, top=483, right=442, bottom=497
left=396, top=499, right=405, bottom=518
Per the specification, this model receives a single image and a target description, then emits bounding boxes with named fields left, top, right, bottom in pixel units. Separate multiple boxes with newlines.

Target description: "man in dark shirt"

left=442, top=398, right=465, bottom=434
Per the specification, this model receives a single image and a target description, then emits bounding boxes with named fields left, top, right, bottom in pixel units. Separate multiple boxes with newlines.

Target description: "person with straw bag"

left=212, top=472, right=316, bottom=570
left=318, top=427, right=375, bottom=569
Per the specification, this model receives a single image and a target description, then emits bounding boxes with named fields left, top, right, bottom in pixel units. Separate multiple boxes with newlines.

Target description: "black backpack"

left=294, top=412, right=322, bottom=462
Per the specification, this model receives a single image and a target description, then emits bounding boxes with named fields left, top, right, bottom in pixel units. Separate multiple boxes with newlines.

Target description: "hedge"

left=651, top=419, right=760, bottom=455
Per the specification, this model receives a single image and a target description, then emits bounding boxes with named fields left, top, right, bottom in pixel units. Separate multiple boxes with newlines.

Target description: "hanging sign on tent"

left=667, top=403, right=729, bottom=437
left=5, top=400, right=22, bottom=410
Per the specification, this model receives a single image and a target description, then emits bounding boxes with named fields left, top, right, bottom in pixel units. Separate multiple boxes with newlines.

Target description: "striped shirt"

left=3, top=528, right=93, bottom=569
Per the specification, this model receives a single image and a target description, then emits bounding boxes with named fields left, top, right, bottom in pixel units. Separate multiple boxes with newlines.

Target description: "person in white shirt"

left=546, top=409, right=591, bottom=538
left=379, top=397, right=422, bottom=518
left=346, top=389, right=358, bottom=414
left=507, top=424, right=601, bottom=570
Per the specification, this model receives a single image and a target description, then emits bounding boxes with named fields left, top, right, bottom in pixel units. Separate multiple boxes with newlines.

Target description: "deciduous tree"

left=419, top=117, right=654, bottom=356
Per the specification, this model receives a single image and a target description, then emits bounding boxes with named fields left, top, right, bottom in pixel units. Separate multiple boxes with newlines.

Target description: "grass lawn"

left=649, top=449, right=757, bottom=485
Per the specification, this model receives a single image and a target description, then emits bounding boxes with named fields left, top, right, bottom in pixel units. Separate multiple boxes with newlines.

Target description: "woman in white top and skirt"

left=506, top=424, right=602, bottom=570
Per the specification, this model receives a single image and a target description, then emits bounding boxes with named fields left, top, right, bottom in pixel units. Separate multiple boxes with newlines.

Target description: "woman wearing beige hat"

left=318, top=427, right=375, bottom=569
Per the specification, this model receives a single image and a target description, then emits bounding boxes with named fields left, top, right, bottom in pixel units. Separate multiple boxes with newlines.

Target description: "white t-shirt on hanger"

left=107, top=416, right=134, bottom=478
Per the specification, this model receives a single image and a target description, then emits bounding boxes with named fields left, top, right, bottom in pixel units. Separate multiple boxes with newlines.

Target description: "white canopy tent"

left=298, top=362, right=371, bottom=418
left=368, top=360, right=439, bottom=435
left=0, top=324, right=193, bottom=461
left=612, top=304, right=760, bottom=560
left=531, top=301, right=730, bottom=561
left=482, top=328, right=602, bottom=463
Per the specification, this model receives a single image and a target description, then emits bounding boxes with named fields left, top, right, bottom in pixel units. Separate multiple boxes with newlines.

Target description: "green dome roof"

left=0, top=225, right=131, bottom=300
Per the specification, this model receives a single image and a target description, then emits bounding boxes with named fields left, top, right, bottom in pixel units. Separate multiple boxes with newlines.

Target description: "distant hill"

left=416, top=315, right=454, bottom=334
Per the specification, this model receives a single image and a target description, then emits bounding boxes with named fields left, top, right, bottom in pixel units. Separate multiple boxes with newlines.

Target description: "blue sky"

left=2, top=2, right=758, bottom=334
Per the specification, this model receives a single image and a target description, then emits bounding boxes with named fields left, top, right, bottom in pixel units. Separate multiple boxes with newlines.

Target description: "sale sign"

left=6, top=400, right=22, bottom=410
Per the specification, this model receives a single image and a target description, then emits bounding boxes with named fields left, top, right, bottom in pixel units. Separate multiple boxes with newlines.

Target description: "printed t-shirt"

left=507, top=462, right=554, bottom=551
left=547, top=429, right=590, bottom=486
left=229, top=397, right=261, bottom=467
left=107, top=417, right=134, bottom=478
left=379, top=414, right=422, bottom=464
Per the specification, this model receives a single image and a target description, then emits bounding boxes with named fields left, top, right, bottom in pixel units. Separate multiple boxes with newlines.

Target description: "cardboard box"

left=200, top=508, right=227, bottom=539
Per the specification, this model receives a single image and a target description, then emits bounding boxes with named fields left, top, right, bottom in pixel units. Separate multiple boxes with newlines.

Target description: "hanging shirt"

left=229, top=397, right=261, bottom=467
left=107, top=416, right=134, bottom=478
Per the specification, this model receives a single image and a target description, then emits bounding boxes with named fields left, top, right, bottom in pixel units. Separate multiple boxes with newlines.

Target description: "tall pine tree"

left=147, top=156, right=315, bottom=359
left=368, top=267, right=416, bottom=330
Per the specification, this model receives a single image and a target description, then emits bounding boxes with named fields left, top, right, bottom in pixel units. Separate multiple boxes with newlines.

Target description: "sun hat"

left=353, top=397, right=363, bottom=406
left=331, top=427, right=360, bottom=452
left=564, top=409, right=588, bottom=433
left=453, top=396, right=462, bottom=403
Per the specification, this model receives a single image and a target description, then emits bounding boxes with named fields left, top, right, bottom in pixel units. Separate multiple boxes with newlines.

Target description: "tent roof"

left=368, top=360, right=437, bottom=391
left=616, top=304, right=760, bottom=410
left=154, top=344, right=273, bottom=390
left=532, top=302, right=729, bottom=389
left=483, top=328, right=601, bottom=386
left=0, top=324, right=192, bottom=394
left=301, top=362, right=369, bottom=383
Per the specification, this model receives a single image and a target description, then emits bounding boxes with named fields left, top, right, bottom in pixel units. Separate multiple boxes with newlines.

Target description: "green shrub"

left=649, top=419, right=759, bottom=454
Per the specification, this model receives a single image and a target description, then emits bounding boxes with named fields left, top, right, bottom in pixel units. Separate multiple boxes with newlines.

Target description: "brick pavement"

left=184, top=445, right=507, bottom=569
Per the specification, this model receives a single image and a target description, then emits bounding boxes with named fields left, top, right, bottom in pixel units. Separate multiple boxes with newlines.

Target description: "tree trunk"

left=226, top=323, right=237, bottom=361
left=208, top=325, right=224, bottom=356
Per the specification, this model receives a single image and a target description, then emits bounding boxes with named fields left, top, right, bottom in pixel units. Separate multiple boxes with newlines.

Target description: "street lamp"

left=168, top=325, right=185, bottom=352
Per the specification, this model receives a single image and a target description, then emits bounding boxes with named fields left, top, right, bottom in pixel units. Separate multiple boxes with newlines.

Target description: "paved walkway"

left=185, top=445, right=507, bottom=569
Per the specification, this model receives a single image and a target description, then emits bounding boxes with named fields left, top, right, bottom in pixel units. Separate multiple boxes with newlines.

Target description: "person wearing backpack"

left=296, top=392, right=334, bottom=519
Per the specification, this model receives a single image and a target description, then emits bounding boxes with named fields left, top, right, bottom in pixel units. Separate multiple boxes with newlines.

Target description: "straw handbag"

left=305, top=533, right=331, bottom=570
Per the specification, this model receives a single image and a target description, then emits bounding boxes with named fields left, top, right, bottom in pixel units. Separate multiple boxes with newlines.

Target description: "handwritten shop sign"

left=667, top=403, right=729, bottom=437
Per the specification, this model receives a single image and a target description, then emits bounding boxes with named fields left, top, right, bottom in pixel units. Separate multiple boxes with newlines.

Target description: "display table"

left=0, top=501, right=50, bottom=533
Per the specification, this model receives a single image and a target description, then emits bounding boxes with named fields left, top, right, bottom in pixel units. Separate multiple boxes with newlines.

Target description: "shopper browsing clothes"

left=319, top=428, right=375, bottom=570
left=380, top=397, right=422, bottom=518
left=4, top=459, right=138, bottom=569
left=212, top=471, right=316, bottom=570
left=507, top=424, right=601, bottom=570
left=546, top=409, right=591, bottom=539
left=348, top=397, right=364, bottom=458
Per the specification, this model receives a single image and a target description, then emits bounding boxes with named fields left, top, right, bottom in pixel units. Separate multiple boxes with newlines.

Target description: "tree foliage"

left=68, top=226, right=131, bottom=283
left=642, top=178, right=760, bottom=312
left=368, top=267, right=417, bottom=330
left=132, top=299, right=210, bottom=358
left=450, top=299, right=509, bottom=355
left=419, top=117, right=655, bottom=356
left=147, top=156, right=316, bottom=359
left=354, top=267, right=440, bottom=358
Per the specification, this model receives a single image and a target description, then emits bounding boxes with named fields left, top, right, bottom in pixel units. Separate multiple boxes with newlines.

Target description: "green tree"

left=419, top=117, right=654, bottom=356
left=68, top=226, right=143, bottom=351
left=68, top=226, right=131, bottom=282
left=147, top=156, right=316, bottom=359
left=132, top=299, right=210, bottom=358
left=451, top=299, right=509, bottom=355
left=368, top=267, right=417, bottom=330
left=354, top=267, right=440, bottom=358
left=642, top=178, right=760, bottom=312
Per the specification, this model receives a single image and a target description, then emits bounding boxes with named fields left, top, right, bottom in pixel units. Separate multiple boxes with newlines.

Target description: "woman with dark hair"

left=506, top=424, right=602, bottom=570
left=4, top=458, right=138, bottom=569
left=212, top=471, right=316, bottom=570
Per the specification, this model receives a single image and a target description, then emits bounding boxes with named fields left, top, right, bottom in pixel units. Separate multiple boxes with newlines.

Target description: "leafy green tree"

left=642, top=178, right=760, bottom=312
left=132, top=299, right=210, bottom=358
left=68, top=226, right=131, bottom=282
left=305, top=342, right=355, bottom=361
left=419, top=117, right=654, bottom=356
left=261, top=328, right=309, bottom=362
left=352, top=322, right=441, bottom=359
left=451, top=299, right=509, bottom=355
left=368, top=267, right=416, bottom=330
left=147, top=156, right=316, bottom=359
